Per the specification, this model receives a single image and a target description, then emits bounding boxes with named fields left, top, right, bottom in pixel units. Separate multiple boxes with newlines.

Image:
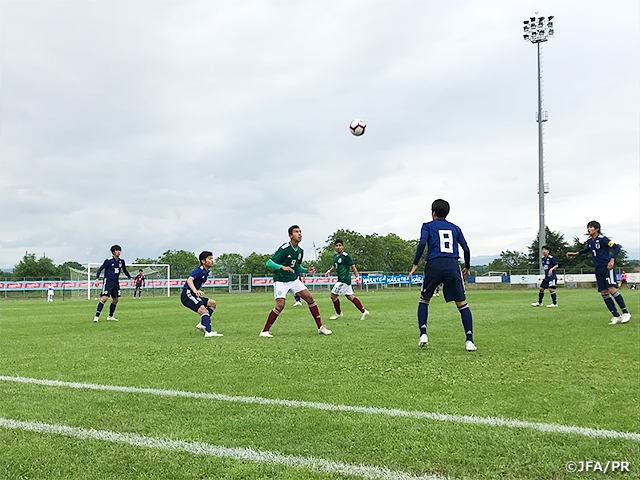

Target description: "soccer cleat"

left=609, top=316, right=621, bottom=325
left=621, top=313, right=631, bottom=323
left=106, top=316, right=118, bottom=322
left=465, top=340, right=477, bottom=351
left=318, top=325, right=332, bottom=335
left=93, top=316, right=99, bottom=323
left=195, top=323, right=206, bottom=333
left=259, top=331, right=273, bottom=338
left=531, top=302, right=542, bottom=307
left=329, top=313, right=343, bottom=320
left=546, top=304, right=558, bottom=308
left=204, top=331, right=223, bottom=338
left=360, top=309, right=370, bottom=321
left=418, top=333, right=428, bottom=347
left=293, top=301, right=302, bottom=307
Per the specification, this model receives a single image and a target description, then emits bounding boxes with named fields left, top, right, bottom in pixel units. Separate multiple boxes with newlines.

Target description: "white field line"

left=1, top=375, right=638, bottom=442
left=0, top=417, right=449, bottom=480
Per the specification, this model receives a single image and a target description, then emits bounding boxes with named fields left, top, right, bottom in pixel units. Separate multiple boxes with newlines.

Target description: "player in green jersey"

left=324, top=239, right=370, bottom=320
left=260, top=225, right=332, bottom=337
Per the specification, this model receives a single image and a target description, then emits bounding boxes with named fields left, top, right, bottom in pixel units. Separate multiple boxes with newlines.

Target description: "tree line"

left=483, top=227, right=636, bottom=273
left=2, top=227, right=636, bottom=280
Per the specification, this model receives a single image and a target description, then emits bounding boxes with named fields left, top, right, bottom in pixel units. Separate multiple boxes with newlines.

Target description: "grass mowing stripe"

left=2, top=375, right=638, bottom=442
left=0, top=417, right=451, bottom=480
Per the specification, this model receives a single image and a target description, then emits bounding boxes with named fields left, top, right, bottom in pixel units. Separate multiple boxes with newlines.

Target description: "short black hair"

left=334, top=239, right=343, bottom=246
left=431, top=199, right=450, bottom=219
left=199, top=251, right=213, bottom=264
left=541, top=245, right=550, bottom=251
left=110, top=245, right=122, bottom=253
left=138, top=269, right=143, bottom=272
left=587, top=220, right=601, bottom=233
left=288, top=225, right=300, bottom=236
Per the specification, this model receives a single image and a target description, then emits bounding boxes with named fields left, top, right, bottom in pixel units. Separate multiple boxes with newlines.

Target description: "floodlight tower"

left=523, top=14, right=554, bottom=275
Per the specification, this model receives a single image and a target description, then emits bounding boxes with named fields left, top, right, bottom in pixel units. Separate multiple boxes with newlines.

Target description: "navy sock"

left=612, top=291, right=628, bottom=313
left=109, top=303, right=117, bottom=316
left=602, top=294, right=619, bottom=317
left=458, top=304, right=473, bottom=342
left=207, top=306, right=215, bottom=316
left=538, top=291, right=544, bottom=304
left=550, top=291, right=557, bottom=305
left=418, top=298, right=429, bottom=336
left=96, top=301, right=105, bottom=317
left=201, top=313, right=212, bottom=333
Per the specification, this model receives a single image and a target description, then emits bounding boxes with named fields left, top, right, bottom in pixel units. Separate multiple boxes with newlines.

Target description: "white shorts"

left=274, top=279, right=308, bottom=299
left=331, top=282, right=354, bottom=296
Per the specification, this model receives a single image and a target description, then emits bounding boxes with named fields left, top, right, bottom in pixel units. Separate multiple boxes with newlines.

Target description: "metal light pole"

left=523, top=14, right=554, bottom=275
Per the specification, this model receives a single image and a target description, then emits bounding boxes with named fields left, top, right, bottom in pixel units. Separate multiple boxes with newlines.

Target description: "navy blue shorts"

left=540, top=276, right=557, bottom=289
left=421, top=258, right=466, bottom=302
left=180, top=289, right=209, bottom=313
left=595, top=266, right=617, bottom=291
left=100, top=279, right=121, bottom=298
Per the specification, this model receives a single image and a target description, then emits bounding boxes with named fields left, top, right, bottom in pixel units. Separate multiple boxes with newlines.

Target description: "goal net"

left=68, top=264, right=171, bottom=299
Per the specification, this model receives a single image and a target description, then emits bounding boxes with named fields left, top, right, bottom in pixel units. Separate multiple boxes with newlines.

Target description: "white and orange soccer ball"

left=349, top=118, right=366, bottom=136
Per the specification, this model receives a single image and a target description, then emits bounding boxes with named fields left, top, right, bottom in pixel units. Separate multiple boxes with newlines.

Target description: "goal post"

left=69, top=264, right=171, bottom=299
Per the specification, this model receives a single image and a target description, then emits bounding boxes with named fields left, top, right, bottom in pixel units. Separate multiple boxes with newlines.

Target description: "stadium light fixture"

left=522, top=13, right=554, bottom=275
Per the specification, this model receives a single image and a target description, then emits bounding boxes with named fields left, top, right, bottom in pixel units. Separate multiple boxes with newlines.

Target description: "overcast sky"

left=1, top=0, right=638, bottom=270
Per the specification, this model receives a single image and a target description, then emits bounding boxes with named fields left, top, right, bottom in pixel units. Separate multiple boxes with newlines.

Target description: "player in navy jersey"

left=93, top=245, right=131, bottom=322
left=567, top=221, right=631, bottom=324
left=532, top=246, right=559, bottom=307
left=409, top=199, right=477, bottom=351
left=180, top=251, right=223, bottom=338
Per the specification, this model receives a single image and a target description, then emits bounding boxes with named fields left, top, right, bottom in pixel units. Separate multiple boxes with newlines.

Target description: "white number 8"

left=439, top=230, right=454, bottom=253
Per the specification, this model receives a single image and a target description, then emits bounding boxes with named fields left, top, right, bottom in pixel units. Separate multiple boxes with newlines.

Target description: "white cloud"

left=1, top=0, right=638, bottom=269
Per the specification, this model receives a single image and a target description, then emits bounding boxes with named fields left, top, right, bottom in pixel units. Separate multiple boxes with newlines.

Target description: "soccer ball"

left=349, top=118, right=366, bottom=136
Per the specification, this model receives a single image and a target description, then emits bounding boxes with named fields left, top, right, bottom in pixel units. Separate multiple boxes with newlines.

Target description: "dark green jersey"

left=271, top=242, right=304, bottom=282
left=333, top=252, right=354, bottom=284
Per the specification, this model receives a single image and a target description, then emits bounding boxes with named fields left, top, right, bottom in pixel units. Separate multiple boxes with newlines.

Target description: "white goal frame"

left=86, top=263, right=171, bottom=300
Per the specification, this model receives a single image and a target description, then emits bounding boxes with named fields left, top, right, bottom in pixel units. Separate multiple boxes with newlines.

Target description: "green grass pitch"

left=0, top=287, right=638, bottom=479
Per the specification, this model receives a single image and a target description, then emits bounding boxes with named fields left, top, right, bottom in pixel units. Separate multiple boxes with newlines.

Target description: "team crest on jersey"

left=338, top=258, right=342, bottom=264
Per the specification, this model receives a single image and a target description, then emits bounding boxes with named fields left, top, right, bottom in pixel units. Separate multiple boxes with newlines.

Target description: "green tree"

left=526, top=227, right=570, bottom=268
left=59, top=261, right=83, bottom=279
left=241, top=252, right=271, bottom=276
left=158, top=250, right=198, bottom=278
left=486, top=250, right=529, bottom=272
left=13, top=252, right=61, bottom=279
left=378, top=233, right=415, bottom=273
left=134, top=258, right=157, bottom=264
left=319, top=229, right=418, bottom=273
left=319, top=230, right=367, bottom=272
left=211, top=253, right=244, bottom=277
